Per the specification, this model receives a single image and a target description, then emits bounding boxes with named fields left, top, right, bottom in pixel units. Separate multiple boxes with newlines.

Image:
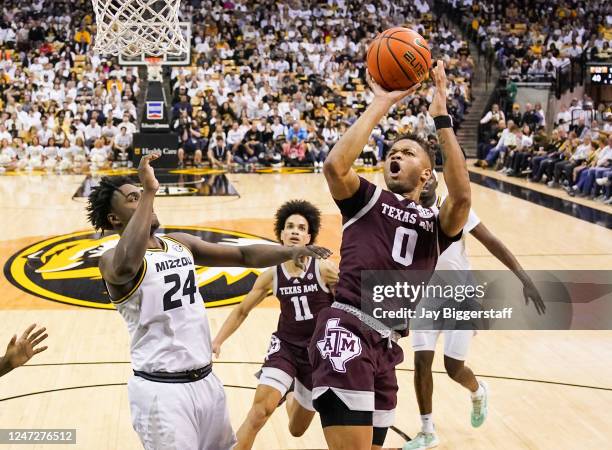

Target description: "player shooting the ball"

left=308, top=60, right=471, bottom=450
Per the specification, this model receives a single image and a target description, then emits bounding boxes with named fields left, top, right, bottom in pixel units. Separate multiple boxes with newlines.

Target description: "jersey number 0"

left=392, top=227, right=418, bottom=266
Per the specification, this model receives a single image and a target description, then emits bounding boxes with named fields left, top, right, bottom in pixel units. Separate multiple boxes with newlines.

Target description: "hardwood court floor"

left=0, top=171, right=611, bottom=449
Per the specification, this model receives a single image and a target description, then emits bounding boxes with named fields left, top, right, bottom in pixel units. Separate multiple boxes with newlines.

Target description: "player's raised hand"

left=291, top=245, right=332, bottom=270
left=428, top=60, right=449, bottom=118
left=367, top=75, right=421, bottom=108
left=138, top=152, right=160, bottom=193
left=4, top=324, right=48, bottom=371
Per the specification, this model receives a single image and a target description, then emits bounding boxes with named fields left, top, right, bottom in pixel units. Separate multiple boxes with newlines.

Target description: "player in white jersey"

left=403, top=173, right=545, bottom=450
left=87, top=153, right=331, bottom=450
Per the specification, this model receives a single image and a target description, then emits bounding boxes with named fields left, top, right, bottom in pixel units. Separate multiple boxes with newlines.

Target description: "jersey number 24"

left=163, top=272, right=197, bottom=311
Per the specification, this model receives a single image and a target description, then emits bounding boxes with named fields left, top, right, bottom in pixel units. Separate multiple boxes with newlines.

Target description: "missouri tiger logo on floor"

left=4, top=227, right=275, bottom=309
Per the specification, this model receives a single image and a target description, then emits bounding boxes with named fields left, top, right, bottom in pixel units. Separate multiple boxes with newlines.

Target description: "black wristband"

left=434, top=115, right=453, bottom=130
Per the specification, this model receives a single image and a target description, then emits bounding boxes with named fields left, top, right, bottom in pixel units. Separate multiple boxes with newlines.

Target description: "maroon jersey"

left=273, top=257, right=334, bottom=348
left=335, top=176, right=461, bottom=310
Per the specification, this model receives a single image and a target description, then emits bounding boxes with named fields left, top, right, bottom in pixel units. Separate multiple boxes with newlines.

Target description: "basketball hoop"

left=92, top=0, right=188, bottom=57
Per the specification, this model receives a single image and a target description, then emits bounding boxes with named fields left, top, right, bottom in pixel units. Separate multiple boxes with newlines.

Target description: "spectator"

left=84, top=119, right=103, bottom=148
left=112, top=126, right=133, bottom=168
left=0, top=138, right=18, bottom=172
left=480, top=103, right=505, bottom=125
left=226, top=122, right=245, bottom=153
left=243, top=122, right=264, bottom=158
left=307, top=136, right=329, bottom=169
left=208, top=135, right=232, bottom=169
left=89, top=138, right=111, bottom=171
left=286, top=121, right=308, bottom=142
left=282, top=136, right=308, bottom=167
left=477, top=120, right=518, bottom=168
left=569, top=136, right=612, bottom=197
left=505, top=103, right=522, bottom=126
left=360, top=136, right=378, bottom=167
left=177, top=120, right=204, bottom=168
left=522, top=103, right=542, bottom=131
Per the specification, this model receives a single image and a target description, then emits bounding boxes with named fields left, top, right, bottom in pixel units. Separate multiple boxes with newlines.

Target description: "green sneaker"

left=402, top=431, right=439, bottom=450
left=471, top=381, right=489, bottom=428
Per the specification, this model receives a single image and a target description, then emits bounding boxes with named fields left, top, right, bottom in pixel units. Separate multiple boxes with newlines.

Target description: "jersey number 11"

left=290, top=295, right=314, bottom=321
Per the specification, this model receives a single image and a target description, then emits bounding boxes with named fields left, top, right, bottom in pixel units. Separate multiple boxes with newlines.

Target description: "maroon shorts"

left=308, top=306, right=403, bottom=427
left=260, top=333, right=314, bottom=410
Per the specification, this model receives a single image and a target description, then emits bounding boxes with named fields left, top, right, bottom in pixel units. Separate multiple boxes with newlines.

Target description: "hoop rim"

left=145, top=56, right=163, bottom=66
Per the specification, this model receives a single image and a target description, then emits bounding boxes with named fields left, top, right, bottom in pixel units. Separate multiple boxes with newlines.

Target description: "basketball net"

left=92, top=0, right=188, bottom=57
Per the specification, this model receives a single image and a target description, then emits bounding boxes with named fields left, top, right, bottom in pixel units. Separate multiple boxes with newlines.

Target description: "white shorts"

left=258, top=367, right=315, bottom=412
left=127, top=372, right=236, bottom=450
left=410, top=330, right=474, bottom=361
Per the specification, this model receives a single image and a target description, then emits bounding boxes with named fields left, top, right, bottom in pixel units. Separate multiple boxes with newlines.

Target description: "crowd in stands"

left=444, top=0, right=612, bottom=205
left=450, top=0, right=612, bottom=82
left=0, top=0, right=475, bottom=173
left=167, top=0, right=475, bottom=169
left=0, top=0, right=141, bottom=173
left=475, top=98, right=612, bottom=205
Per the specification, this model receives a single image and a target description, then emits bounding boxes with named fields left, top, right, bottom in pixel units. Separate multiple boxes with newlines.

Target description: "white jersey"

left=411, top=195, right=481, bottom=342
left=107, top=235, right=212, bottom=373
left=431, top=195, right=480, bottom=271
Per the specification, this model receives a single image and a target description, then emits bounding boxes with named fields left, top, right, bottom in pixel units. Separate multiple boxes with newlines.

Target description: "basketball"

left=366, top=27, right=432, bottom=91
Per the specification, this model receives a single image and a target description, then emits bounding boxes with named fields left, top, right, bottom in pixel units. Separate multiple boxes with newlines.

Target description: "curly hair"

left=274, top=200, right=321, bottom=244
left=391, top=133, right=436, bottom=168
left=86, top=176, right=134, bottom=231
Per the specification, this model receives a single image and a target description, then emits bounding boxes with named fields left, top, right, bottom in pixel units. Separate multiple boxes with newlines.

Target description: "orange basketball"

left=366, top=27, right=432, bottom=91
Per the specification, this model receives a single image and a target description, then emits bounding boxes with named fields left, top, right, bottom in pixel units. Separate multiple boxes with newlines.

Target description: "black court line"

left=469, top=171, right=612, bottom=229
left=22, top=361, right=612, bottom=392
left=0, top=383, right=127, bottom=402
left=0, top=383, right=259, bottom=403
left=0, top=382, right=411, bottom=442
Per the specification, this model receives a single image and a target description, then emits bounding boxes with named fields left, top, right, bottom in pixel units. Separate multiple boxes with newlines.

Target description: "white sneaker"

left=471, top=381, right=489, bottom=428
left=402, top=431, right=439, bottom=450
left=596, top=177, right=610, bottom=186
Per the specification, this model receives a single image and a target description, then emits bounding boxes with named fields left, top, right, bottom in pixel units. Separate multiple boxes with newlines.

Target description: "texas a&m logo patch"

left=316, top=318, right=362, bottom=373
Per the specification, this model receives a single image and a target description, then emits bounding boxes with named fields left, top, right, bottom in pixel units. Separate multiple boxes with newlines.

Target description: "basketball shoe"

left=402, top=431, right=439, bottom=450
